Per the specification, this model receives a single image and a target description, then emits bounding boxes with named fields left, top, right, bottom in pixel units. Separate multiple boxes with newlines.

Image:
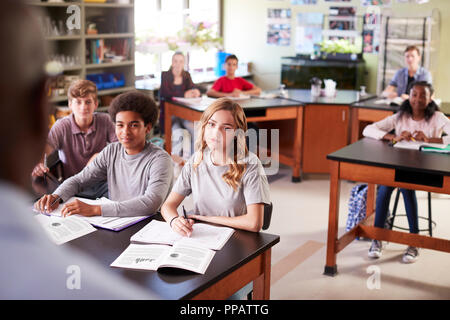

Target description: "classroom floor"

left=264, top=165, right=450, bottom=300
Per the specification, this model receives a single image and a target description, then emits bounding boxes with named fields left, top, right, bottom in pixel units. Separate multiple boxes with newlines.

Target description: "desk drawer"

left=246, top=107, right=298, bottom=121
left=358, top=109, right=393, bottom=122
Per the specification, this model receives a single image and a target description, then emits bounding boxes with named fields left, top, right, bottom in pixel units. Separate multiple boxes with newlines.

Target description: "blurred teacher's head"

left=0, top=0, right=49, bottom=188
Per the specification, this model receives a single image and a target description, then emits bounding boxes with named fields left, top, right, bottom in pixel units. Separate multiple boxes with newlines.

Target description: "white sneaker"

left=368, top=240, right=382, bottom=259
left=402, top=246, right=419, bottom=264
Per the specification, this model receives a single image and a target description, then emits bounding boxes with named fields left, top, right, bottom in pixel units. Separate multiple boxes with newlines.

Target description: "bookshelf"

left=28, top=0, right=135, bottom=109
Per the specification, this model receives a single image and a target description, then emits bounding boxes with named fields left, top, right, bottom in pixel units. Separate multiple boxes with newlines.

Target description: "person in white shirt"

left=363, top=81, right=450, bottom=264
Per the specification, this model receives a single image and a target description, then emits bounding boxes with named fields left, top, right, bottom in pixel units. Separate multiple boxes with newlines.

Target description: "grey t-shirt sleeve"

left=172, top=159, right=193, bottom=197
left=242, top=160, right=270, bottom=206
left=101, top=153, right=174, bottom=217
left=53, top=145, right=109, bottom=202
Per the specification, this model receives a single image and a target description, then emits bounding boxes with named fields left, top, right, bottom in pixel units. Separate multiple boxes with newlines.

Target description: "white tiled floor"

left=266, top=165, right=450, bottom=299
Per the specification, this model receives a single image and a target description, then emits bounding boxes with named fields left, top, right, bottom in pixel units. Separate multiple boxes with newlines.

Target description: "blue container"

left=86, top=73, right=125, bottom=91
left=214, top=51, right=231, bottom=77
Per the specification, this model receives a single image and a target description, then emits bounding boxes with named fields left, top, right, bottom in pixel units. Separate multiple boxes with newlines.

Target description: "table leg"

left=324, top=160, right=340, bottom=276
left=350, top=108, right=360, bottom=144
left=292, top=106, right=303, bottom=182
left=253, top=248, right=271, bottom=300
left=164, top=103, right=172, bottom=153
left=366, top=183, right=376, bottom=217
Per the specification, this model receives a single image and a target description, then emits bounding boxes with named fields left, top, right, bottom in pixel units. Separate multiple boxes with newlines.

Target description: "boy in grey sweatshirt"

left=35, top=91, right=173, bottom=217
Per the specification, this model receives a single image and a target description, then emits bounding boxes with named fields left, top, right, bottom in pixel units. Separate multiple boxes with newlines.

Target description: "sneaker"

left=402, top=246, right=419, bottom=264
left=368, top=240, right=383, bottom=259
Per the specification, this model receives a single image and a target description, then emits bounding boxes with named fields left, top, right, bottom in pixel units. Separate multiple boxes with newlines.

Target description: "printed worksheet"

left=130, top=220, right=234, bottom=250
left=111, top=243, right=215, bottom=274
left=35, top=214, right=96, bottom=245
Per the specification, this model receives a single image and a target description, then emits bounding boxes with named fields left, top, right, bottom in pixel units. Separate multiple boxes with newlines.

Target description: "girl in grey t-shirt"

left=161, top=98, right=270, bottom=237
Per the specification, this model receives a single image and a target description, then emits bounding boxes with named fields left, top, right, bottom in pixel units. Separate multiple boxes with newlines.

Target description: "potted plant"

left=319, top=39, right=361, bottom=61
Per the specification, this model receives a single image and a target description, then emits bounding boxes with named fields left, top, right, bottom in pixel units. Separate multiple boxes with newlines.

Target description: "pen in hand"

left=44, top=195, right=61, bottom=213
left=182, top=205, right=188, bottom=220
left=43, top=153, right=47, bottom=183
left=182, top=205, right=194, bottom=236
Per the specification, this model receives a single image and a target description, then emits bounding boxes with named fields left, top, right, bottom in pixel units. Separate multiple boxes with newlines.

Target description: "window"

left=135, top=0, right=221, bottom=86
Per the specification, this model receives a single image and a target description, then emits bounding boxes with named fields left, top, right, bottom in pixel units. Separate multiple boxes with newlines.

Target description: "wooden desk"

left=67, top=216, right=280, bottom=299
left=165, top=97, right=304, bottom=181
left=324, top=138, right=450, bottom=276
left=283, top=89, right=375, bottom=174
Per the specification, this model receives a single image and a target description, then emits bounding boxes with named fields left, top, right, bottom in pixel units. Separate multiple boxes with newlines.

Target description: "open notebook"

left=34, top=196, right=150, bottom=231
left=172, top=96, right=217, bottom=110
left=393, top=140, right=448, bottom=151
left=112, top=220, right=234, bottom=274
left=130, top=219, right=234, bottom=251
left=110, top=242, right=215, bottom=274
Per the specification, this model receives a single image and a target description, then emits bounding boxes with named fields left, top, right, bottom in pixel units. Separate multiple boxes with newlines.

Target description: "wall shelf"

left=29, top=0, right=135, bottom=104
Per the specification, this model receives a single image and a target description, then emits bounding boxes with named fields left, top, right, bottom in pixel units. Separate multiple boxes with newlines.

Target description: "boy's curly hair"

left=108, top=90, right=158, bottom=126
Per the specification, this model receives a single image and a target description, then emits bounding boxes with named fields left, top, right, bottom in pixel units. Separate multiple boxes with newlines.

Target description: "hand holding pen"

left=170, top=205, right=194, bottom=237
left=34, top=194, right=61, bottom=214
left=31, top=155, right=50, bottom=178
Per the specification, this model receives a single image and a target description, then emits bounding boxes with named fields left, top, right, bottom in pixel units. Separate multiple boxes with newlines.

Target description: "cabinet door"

left=302, top=105, right=349, bottom=173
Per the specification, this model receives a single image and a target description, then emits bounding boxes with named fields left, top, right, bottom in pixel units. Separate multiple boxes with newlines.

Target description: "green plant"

left=320, top=39, right=359, bottom=54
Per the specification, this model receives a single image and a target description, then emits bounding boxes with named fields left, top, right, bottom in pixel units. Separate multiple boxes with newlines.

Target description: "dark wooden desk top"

left=327, top=138, right=450, bottom=176
left=168, top=97, right=302, bottom=113
left=283, top=89, right=376, bottom=106
left=66, top=215, right=280, bottom=300
left=352, top=97, right=450, bottom=116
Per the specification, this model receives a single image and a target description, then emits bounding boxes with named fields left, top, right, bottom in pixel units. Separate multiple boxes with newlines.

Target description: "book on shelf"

left=89, top=39, right=130, bottom=64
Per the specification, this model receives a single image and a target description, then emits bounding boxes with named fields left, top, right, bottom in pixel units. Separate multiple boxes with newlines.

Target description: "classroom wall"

left=223, top=0, right=450, bottom=102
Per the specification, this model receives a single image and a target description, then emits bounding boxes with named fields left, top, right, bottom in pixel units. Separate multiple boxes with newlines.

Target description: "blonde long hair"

left=193, top=98, right=248, bottom=191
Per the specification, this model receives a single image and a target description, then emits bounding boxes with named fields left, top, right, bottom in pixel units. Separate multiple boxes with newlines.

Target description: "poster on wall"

left=362, top=11, right=380, bottom=53
left=267, top=8, right=291, bottom=46
left=329, top=6, right=356, bottom=31
left=291, top=0, right=317, bottom=4
left=361, top=0, right=392, bottom=6
left=295, top=13, right=323, bottom=54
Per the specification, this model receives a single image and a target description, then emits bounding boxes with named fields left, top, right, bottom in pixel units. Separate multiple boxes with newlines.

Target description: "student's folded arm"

left=362, top=114, right=398, bottom=140
left=207, top=88, right=227, bottom=98
left=53, top=147, right=109, bottom=202
left=101, top=153, right=174, bottom=217
left=245, top=86, right=261, bottom=96
left=192, top=204, right=264, bottom=232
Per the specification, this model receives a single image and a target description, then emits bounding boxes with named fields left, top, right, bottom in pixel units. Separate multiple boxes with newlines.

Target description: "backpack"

left=346, top=184, right=368, bottom=233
